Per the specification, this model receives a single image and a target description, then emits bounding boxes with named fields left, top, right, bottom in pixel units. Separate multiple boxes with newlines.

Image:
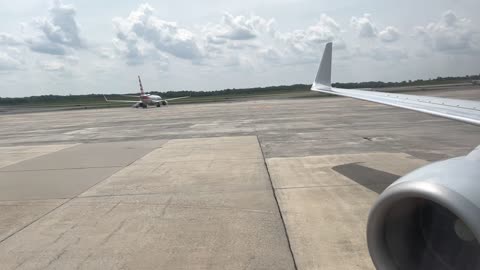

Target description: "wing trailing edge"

left=311, top=42, right=480, bottom=126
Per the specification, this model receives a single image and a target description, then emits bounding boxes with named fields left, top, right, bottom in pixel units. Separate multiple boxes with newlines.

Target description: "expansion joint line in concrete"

left=0, top=147, right=158, bottom=246
left=0, top=196, right=76, bottom=246
left=0, top=165, right=124, bottom=173
left=255, top=135, right=298, bottom=270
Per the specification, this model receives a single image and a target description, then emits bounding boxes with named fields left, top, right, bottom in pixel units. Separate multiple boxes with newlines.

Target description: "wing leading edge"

left=103, top=95, right=140, bottom=103
left=311, top=42, right=480, bottom=126
left=164, top=96, right=190, bottom=102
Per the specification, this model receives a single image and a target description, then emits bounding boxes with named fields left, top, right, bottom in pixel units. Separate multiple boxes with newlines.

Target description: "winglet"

left=312, top=42, right=332, bottom=90
left=103, top=95, right=109, bottom=102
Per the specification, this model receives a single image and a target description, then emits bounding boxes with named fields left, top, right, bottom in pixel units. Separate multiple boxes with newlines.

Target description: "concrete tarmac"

left=0, top=87, right=479, bottom=269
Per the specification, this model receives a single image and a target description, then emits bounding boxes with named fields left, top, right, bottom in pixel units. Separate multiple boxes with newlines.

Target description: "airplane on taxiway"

left=104, top=76, right=189, bottom=108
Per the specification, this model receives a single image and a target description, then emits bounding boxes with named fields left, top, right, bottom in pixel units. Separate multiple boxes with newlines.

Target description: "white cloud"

left=370, top=46, right=408, bottom=61
left=352, top=44, right=407, bottom=61
left=0, top=33, right=23, bottom=46
left=259, top=14, right=345, bottom=65
left=257, top=47, right=282, bottom=63
left=205, top=12, right=275, bottom=42
left=112, top=8, right=398, bottom=69
left=199, top=13, right=278, bottom=66
left=27, top=39, right=68, bottom=55
left=280, top=14, right=343, bottom=53
left=64, top=54, right=79, bottom=64
left=0, top=49, right=23, bottom=71
left=351, top=14, right=377, bottom=38
left=415, top=10, right=478, bottom=53
left=112, top=37, right=146, bottom=65
left=39, top=60, right=66, bottom=71
left=98, top=47, right=116, bottom=59
left=112, top=3, right=202, bottom=65
left=351, top=14, right=400, bottom=43
left=41, top=0, right=84, bottom=48
left=27, top=0, right=85, bottom=55
left=379, top=26, right=400, bottom=42
left=199, top=13, right=345, bottom=67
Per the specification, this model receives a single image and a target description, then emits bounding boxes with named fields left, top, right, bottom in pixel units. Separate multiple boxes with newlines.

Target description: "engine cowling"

left=161, top=100, right=168, bottom=106
left=367, top=147, right=480, bottom=270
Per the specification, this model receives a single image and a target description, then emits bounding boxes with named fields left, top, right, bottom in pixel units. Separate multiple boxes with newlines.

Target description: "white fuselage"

left=103, top=75, right=187, bottom=108
left=140, top=94, right=162, bottom=105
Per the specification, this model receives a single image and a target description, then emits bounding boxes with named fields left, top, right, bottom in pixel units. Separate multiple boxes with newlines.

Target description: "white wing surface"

left=164, top=96, right=190, bottom=101
left=311, top=42, right=480, bottom=126
left=103, top=95, right=140, bottom=103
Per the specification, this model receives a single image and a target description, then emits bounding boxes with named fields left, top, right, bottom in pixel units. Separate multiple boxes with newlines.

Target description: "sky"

left=0, top=0, right=479, bottom=97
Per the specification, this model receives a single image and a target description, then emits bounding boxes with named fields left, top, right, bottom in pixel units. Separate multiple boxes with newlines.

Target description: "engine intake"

left=367, top=152, right=480, bottom=270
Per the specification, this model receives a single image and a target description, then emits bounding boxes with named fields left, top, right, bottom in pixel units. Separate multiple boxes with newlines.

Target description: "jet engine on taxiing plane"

left=366, top=147, right=480, bottom=270
left=311, top=42, right=480, bottom=270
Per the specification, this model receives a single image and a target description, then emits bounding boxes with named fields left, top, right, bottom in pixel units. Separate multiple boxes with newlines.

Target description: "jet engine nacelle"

left=367, top=148, right=480, bottom=270
left=161, top=100, right=168, bottom=106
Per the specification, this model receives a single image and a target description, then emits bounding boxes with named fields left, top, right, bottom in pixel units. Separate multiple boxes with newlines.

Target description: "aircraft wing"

left=311, top=42, right=480, bottom=126
left=164, top=96, right=190, bottom=101
left=103, top=95, right=140, bottom=103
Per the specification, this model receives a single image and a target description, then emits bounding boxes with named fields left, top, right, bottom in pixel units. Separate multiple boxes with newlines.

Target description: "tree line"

left=1, top=74, right=479, bottom=105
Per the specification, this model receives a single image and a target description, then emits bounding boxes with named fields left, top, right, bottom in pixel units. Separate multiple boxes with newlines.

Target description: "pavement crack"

left=44, top=247, right=68, bottom=269
left=15, top=256, right=29, bottom=269
left=75, top=252, right=93, bottom=270
left=362, top=136, right=373, bottom=141
left=159, top=197, right=173, bottom=218
left=52, top=230, right=67, bottom=245
left=0, top=198, right=74, bottom=246
left=101, top=218, right=127, bottom=246
left=50, top=224, right=78, bottom=245
left=103, top=201, right=122, bottom=216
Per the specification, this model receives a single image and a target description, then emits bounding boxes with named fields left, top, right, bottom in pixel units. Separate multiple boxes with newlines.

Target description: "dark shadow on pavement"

left=332, top=163, right=400, bottom=194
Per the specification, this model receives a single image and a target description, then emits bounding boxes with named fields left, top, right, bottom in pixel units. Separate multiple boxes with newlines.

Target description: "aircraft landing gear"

left=156, top=103, right=161, bottom=107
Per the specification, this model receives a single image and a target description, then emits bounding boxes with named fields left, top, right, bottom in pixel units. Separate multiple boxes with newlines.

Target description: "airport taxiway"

left=0, top=87, right=479, bottom=269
